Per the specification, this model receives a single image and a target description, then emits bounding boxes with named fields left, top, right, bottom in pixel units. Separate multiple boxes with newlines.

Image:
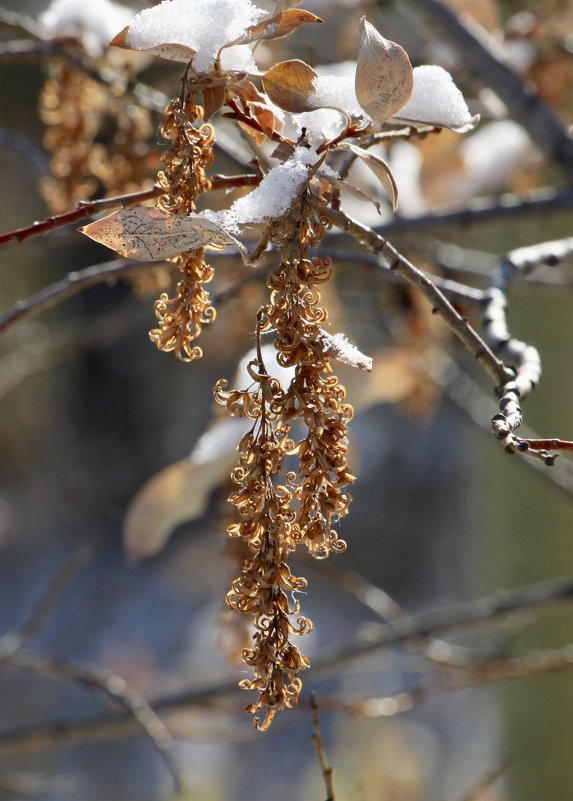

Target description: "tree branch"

left=400, top=0, right=573, bottom=175
left=0, top=175, right=259, bottom=249
left=1, top=650, right=181, bottom=787
left=0, top=576, right=572, bottom=755
left=326, top=207, right=511, bottom=386
left=373, top=187, right=573, bottom=237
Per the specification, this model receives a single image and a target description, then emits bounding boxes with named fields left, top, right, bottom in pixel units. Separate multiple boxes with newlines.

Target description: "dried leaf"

left=110, top=26, right=197, bottom=63
left=251, top=102, right=277, bottom=138
left=222, top=9, right=321, bottom=50
left=232, top=78, right=268, bottom=104
left=355, top=18, right=413, bottom=124
left=123, top=452, right=237, bottom=561
left=262, top=59, right=318, bottom=113
left=337, top=143, right=399, bottom=211
left=202, top=85, right=226, bottom=122
left=80, top=207, right=248, bottom=262
left=317, top=168, right=381, bottom=214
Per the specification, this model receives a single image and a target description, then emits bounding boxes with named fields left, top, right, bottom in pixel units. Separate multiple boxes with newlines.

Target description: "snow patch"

left=124, top=0, right=266, bottom=73
left=39, top=0, right=132, bottom=57
left=396, top=65, right=478, bottom=132
left=206, top=147, right=320, bottom=232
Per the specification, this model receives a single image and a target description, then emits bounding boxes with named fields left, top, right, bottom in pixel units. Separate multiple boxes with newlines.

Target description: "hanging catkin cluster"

left=215, top=191, right=354, bottom=729
left=40, top=59, right=152, bottom=213
left=149, top=91, right=217, bottom=362
left=40, top=61, right=105, bottom=213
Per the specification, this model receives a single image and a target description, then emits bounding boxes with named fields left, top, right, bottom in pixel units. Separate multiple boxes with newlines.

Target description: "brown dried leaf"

left=80, top=207, right=248, bottom=262
left=110, top=26, right=197, bottom=63
left=355, top=18, right=413, bottom=124
left=222, top=9, right=321, bottom=49
left=251, top=102, right=277, bottom=138
left=202, top=85, right=226, bottom=122
left=337, top=143, right=399, bottom=211
left=262, top=59, right=318, bottom=113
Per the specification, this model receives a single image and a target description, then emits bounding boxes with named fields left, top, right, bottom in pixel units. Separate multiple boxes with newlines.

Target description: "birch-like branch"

left=374, top=187, right=573, bottom=237
left=326, top=207, right=511, bottom=386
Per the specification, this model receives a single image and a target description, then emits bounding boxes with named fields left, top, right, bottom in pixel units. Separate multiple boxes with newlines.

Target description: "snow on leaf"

left=221, top=9, right=321, bottom=50
left=262, top=60, right=319, bottom=113
left=355, top=18, right=413, bottom=125
left=320, top=331, right=373, bottom=371
left=110, top=25, right=198, bottom=63
left=393, top=65, right=480, bottom=133
left=112, top=0, right=266, bottom=72
left=207, top=146, right=322, bottom=232
left=80, top=207, right=248, bottom=262
left=337, top=143, right=399, bottom=211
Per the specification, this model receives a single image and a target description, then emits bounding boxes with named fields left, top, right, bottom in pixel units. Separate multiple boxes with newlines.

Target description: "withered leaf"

left=262, top=59, right=318, bottom=113
left=221, top=9, right=321, bottom=50
left=80, top=207, right=248, bottom=262
left=317, top=168, right=381, bottom=215
left=202, top=85, right=226, bottom=122
left=110, top=26, right=197, bottom=63
left=355, top=18, right=413, bottom=124
left=123, top=453, right=237, bottom=561
left=337, top=143, right=399, bottom=211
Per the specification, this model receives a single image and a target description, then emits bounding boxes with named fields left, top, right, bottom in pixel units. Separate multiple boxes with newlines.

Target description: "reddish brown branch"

left=0, top=175, right=259, bottom=249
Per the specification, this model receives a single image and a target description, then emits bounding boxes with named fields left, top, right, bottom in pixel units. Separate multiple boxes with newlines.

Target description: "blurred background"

left=0, top=0, right=572, bottom=799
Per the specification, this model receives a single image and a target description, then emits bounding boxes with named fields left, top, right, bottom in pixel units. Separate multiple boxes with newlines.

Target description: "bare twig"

left=373, top=187, right=573, bottom=237
left=432, top=354, right=573, bottom=497
left=2, top=650, right=181, bottom=788
left=0, top=577, right=572, bottom=755
left=459, top=758, right=512, bottom=801
left=310, top=693, right=335, bottom=801
left=0, top=175, right=259, bottom=249
left=401, top=0, right=573, bottom=175
left=0, top=7, right=41, bottom=38
left=326, top=207, right=511, bottom=386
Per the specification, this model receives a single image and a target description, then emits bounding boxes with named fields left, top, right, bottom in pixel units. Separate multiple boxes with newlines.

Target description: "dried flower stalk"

left=149, top=90, right=217, bottom=361
left=216, top=192, right=355, bottom=729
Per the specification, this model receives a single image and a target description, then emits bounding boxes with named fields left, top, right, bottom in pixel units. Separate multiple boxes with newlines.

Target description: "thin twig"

left=372, top=187, right=573, bottom=237
left=459, top=758, right=512, bottom=801
left=0, top=175, right=259, bottom=249
left=310, top=693, right=335, bottom=801
left=326, top=207, right=511, bottom=386
left=2, top=650, right=181, bottom=788
left=0, top=576, right=572, bottom=754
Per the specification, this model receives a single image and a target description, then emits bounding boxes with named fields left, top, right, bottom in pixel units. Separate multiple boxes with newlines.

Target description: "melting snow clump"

left=398, top=65, right=476, bottom=130
left=125, top=0, right=266, bottom=73
left=310, top=74, right=364, bottom=117
left=206, top=148, right=321, bottom=233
